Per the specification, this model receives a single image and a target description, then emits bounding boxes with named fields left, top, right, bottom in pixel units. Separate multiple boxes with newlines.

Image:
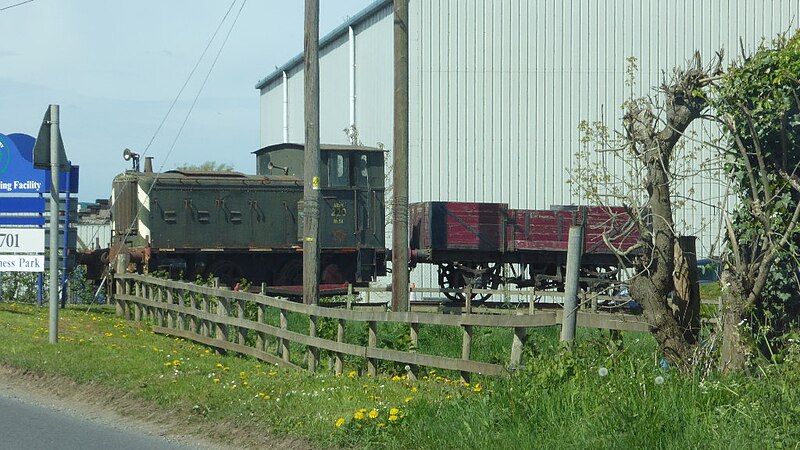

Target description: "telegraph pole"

left=392, top=0, right=410, bottom=312
left=303, top=0, right=321, bottom=306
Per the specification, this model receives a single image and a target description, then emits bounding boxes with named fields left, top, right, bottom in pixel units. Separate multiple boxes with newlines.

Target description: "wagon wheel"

left=581, top=265, right=619, bottom=294
left=437, top=263, right=501, bottom=304
left=467, top=263, right=502, bottom=303
left=208, top=259, right=243, bottom=287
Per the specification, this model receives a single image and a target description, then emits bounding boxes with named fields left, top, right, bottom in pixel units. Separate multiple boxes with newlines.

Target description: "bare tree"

left=575, top=52, right=723, bottom=369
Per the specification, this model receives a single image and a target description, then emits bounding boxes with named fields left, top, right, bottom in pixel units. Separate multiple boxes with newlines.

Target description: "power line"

left=138, top=0, right=238, bottom=160
left=0, top=0, right=34, bottom=12
left=160, top=0, right=248, bottom=170
left=110, top=0, right=248, bottom=274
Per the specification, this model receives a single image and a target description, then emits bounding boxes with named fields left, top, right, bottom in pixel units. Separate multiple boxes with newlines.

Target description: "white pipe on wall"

left=282, top=71, right=289, bottom=142
left=349, top=25, right=356, bottom=128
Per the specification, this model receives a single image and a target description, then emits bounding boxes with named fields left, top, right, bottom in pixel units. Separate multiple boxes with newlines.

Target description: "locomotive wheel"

left=275, top=259, right=303, bottom=286
left=208, top=260, right=243, bottom=287
left=437, top=263, right=501, bottom=304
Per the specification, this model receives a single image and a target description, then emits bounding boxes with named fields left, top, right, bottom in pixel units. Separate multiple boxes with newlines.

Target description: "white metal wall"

left=259, top=0, right=800, bottom=261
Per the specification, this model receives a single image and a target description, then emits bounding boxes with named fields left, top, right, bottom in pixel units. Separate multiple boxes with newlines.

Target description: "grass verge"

left=1, top=301, right=798, bottom=449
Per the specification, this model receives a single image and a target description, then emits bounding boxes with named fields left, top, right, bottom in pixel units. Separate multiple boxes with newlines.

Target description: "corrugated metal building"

left=257, top=0, right=800, bottom=263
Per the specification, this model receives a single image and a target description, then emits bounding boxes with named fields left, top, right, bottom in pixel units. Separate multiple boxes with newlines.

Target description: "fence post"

left=177, top=289, right=185, bottom=331
left=134, top=281, right=141, bottom=322
left=464, top=284, right=472, bottom=314
left=408, top=322, right=419, bottom=380
left=188, top=291, right=197, bottom=334
left=528, top=287, right=536, bottom=315
left=346, top=283, right=353, bottom=309
left=560, top=226, right=584, bottom=347
left=308, top=315, right=318, bottom=372
left=214, top=279, right=229, bottom=344
left=201, top=292, right=209, bottom=338
left=155, top=287, right=164, bottom=327
left=367, top=321, right=377, bottom=377
left=335, top=318, right=345, bottom=375
left=114, top=253, right=128, bottom=317
left=461, top=325, right=473, bottom=384
left=257, top=283, right=267, bottom=352
left=237, top=297, right=247, bottom=346
left=509, top=327, right=526, bottom=371
left=280, top=308, right=290, bottom=363
left=147, top=284, right=155, bottom=323
left=166, top=288, right=174, bottom=329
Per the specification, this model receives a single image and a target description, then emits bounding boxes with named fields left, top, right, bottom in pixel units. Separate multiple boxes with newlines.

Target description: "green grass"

left=1, top=301, right=798, bottom=449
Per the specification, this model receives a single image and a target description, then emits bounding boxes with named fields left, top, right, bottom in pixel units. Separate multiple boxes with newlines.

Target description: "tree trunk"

left=720, top=276, right=748, bottom=374
left=672, top=236, right=701, bottom=344
left=631, top=276, right=693, bottom=367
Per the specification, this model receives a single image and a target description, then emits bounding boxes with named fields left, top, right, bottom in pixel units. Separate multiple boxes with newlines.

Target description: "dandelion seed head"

left=598, top=367, right=609, bottom=377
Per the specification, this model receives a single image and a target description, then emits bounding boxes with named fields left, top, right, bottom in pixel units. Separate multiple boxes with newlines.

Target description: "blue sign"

left=0, top=133, right=79, bottom=194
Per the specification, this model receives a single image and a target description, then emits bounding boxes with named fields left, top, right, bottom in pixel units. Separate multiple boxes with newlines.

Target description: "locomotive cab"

left=254, top=143, right=388, bottom=283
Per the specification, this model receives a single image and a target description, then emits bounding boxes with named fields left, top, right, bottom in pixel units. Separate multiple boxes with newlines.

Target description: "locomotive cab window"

left=328, top=152, right=349, bottom=187
left=354, top=153, right=370, bottom=187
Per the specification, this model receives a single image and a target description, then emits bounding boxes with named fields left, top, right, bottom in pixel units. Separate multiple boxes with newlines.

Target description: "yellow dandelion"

left=215, top=363, right=223, bottom=368
left=473, top=384, right=483, bottom=393
left=335, top=418, right=345, bottom=428
left=263, top=395, right=270, bottom=400
left=242, top=381, right=248, bottom=386
left=377, top=423, right=386, bottom=428
left=258, top=392, right=266, bottom=397
left=104, top=332, right=113, bottom=337
left=222, top=367, right=230, bottom=372
left=348, top=370, right=357, bottom=378
left=165, top=362, right=173, bottom=367
left=390, top=408, right=400, bottom=415
left=173, top=360, right=181, bottom=366
left=389, top=415, right=399, bottom=422
left=410, top=387, right=418, bottom=393
left=445, top=395, right=452, bottom=400
left=213, top=378, right=221, bottom=383
left=404, top=396, right=412, bottom=403
left=354, top=411, right=365, bottom=420
left=368, top=410, right=379, bottom=419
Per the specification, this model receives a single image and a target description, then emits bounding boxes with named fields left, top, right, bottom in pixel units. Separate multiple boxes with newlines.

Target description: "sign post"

left=33, top=104, right=69, bottom=345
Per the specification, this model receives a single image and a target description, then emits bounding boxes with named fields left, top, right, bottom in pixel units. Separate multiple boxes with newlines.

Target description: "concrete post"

left=560, top=226, right=584, bottom=346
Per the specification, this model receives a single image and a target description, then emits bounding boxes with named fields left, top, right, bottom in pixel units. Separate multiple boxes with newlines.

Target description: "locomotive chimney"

left=144, top=157, right=154, bottom=173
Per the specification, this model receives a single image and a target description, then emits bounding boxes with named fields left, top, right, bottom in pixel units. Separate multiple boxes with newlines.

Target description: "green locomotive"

left=107, top=143, right=388, bottom=290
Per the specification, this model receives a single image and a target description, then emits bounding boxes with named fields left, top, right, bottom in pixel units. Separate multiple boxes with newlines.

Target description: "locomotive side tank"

left=109, top=143, right=387, bottom=289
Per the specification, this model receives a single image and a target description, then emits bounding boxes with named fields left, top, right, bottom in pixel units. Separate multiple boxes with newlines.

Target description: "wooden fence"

left=112, top=273, right=651, bottom=381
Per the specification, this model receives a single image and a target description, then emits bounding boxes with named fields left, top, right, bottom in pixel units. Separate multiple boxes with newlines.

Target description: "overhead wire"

left=90, top=0, right=248, bottom=306
left=0, top=0, right=34, bottom=12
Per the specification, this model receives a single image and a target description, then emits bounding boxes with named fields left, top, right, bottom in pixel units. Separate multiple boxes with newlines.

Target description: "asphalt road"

left=0, top=391, right=207, bottom=450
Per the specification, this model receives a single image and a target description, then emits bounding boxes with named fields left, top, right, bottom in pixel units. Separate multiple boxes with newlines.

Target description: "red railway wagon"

left=409, top=201, right=641, bottom=301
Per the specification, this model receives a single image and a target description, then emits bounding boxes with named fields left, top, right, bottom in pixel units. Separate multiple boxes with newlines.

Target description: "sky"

left=0, top=0, right=376, bottom=201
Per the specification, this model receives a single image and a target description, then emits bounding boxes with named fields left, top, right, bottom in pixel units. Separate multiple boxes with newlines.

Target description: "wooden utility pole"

left=303, top=0, right=321, bottom=306
left=391, top=0, right=410, bottom=312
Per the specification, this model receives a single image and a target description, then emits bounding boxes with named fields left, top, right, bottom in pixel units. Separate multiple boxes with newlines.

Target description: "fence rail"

left=113, top=273, right=652, bottom=380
